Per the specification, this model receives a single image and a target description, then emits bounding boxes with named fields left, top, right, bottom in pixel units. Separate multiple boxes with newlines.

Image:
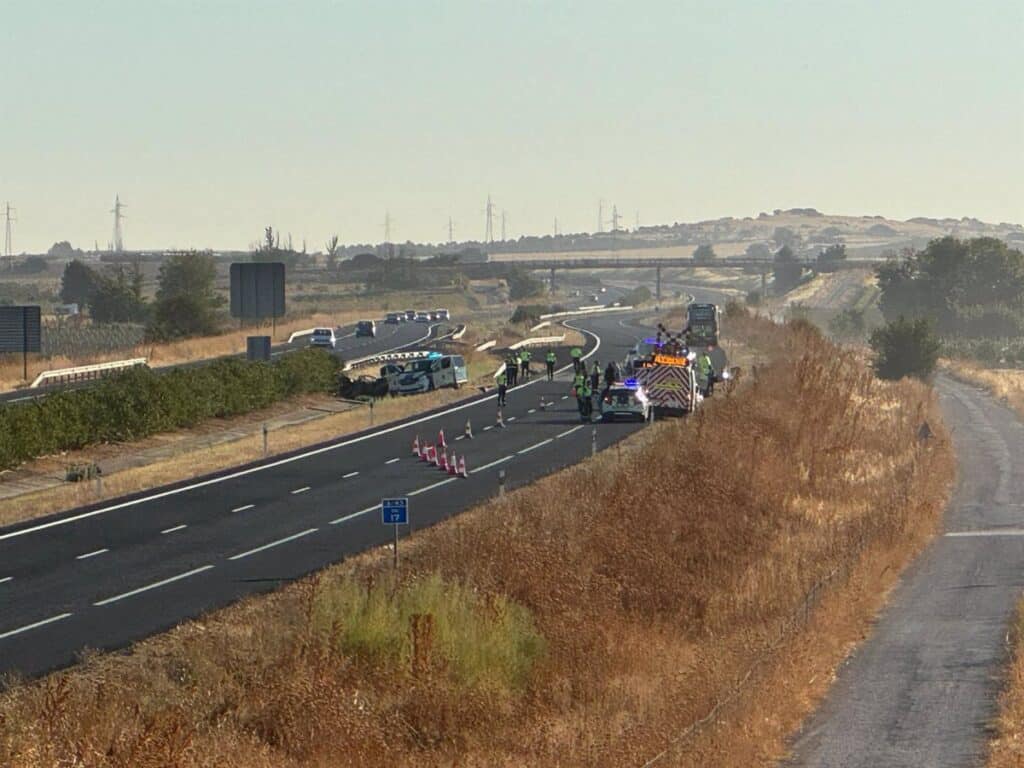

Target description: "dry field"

left=0, top=311, right=953, bottom=767
left=988, top=598, right=1024, bottom=767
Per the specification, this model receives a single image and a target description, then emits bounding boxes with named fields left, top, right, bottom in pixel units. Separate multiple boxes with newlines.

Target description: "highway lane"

left=0, top=310, right=651, bottom=679
left=0, top=317, right=432, bottom=405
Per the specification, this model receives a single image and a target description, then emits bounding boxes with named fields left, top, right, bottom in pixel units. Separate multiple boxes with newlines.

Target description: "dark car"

left=356, top=320, right=376, bottom=337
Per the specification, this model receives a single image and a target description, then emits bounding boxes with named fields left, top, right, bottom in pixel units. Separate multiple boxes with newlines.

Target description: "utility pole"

left=501, top=210, right=508, bottom=241
left=597, top=200, right=604, bottom=233
left=448, top=216, right=454, bottom=245
left=3, top=203, right=16, bottom=270
left=110, top=195, right=125, bottom=252
left=485, top=194, right=495, bottom=243
left=611, top=204, right=621, bottom=232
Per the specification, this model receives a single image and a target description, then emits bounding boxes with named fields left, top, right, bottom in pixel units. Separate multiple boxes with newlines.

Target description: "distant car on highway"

left=434, top=308, right=450, bottom=321
left=590, top=294, right=600, bottom=302
left=404, top=309, right=416, bottom=321
left=385, top=312, right=402, bottom=324
left=355, top=320, right=376, bottom=337
left=414, top=311, right=431, bottom=323
left=309, top=327, right=337, bottom=350
left=600, top=287, right=607, bottom=293
left=600, top=381, right=651, bottom=422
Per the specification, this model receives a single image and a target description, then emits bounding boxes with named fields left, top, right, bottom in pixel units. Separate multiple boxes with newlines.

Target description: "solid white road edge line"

left=0, top=321, right=602, bottom=543
left=342, top=471, right=359, bottom=479
left=0, top=612, right=73, bottom=641
left=945, top=529, right=1024, bottom=537
left=228, top=529, right=318, bottom=561
left=470, top=455, right=515, bottom=474
left=518, top=439, right=553, bottom=455
left=385, top=457, right=400, bottom=464
left=290, top=486, right=311, bottom=495
left=161, top=524, right=187, bottom=534
left=76, top=548, right=108, bottom=560
left=93, top=565, right=216, bottom=607
left=232, top=504, right=255, bottom=513
left=556, top=426, right=584, bottom=439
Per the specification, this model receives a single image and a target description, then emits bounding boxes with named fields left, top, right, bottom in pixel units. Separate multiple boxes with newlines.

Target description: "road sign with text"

left=381, top=498, right=408, bottom=525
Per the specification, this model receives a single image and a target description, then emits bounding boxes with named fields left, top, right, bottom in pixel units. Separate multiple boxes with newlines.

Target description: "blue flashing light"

left=427, top=351, right=442, bottom=358
left=642, top=337, right=661, bottom=345
left=624, top=378, right=638, bottom=388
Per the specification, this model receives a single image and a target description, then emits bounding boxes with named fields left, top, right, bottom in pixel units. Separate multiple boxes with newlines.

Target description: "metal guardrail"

left=539, top=305, right=634, bottom=321
left=344, top=349, right=434, bottom=372
left=30, top=357, right=148, bottom=389
left=529, top=321, right=551, bottom=331
left=286, top=327, right=318, bottom=344
left=450, top=325, right=467, bottom=340
left=475, top=340, right=497, bottom=352
left=508, top=335, right=565, bottom=350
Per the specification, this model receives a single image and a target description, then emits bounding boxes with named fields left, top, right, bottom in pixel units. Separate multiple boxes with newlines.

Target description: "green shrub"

left=870, top=316, right=940, bottom=381
left=0, top=348, right=339, bottom=469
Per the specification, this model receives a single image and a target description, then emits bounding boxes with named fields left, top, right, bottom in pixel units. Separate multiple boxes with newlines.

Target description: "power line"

left=110, top=195, right=126, bottom=252
left=3, top=202, right=16, bottom=270
left=611, top=204, right=622, bottom=232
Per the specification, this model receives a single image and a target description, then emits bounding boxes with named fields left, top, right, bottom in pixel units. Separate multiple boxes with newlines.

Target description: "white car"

left=309, top=327, right=337, bottom=349
left=600, top=381, right=651, bottom=421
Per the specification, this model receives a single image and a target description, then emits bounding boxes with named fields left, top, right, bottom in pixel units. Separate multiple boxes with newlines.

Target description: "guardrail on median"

left=286, top=327, right=318, bottom=344
left=529, top=320, right=551, bottom=331
left=508, top=335, right=565, bottom=350
left=343, top=349, right=434, bottom=372
left=30, top=358, right=148, bottom=389
left=539, top=305, right=633, bottom=321
left=475, top=340, right=497, bottom=352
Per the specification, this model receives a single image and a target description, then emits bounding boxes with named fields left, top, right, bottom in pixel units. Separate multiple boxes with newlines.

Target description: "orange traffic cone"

left=434, top=446, right=442, bottom=468
left=438, top=429, right=447, bottom=449
left=421, top=444, right=432, bottom=463
left=412, top=435, right=420, bottom=457
left=439, top=451, right=449, bottom=472
left=448, top=453, right=458, bottom=475
left=458, top=455, right=467, bottom=478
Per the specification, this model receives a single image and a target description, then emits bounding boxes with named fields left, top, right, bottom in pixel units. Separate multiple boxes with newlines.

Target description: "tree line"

left=59, top=252, right=223, bottom=341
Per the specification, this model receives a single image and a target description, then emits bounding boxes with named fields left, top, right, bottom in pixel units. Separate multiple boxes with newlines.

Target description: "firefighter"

left=570, top=346, right=583, bottom=374
left=697, top=349, right=716, bottom=397
left=496, top=366, right=508, bottom=407
left=506, top=353, right=518, bottom=386
left=520, top=348, right=532, bottom=379
left=545, top=348, right=557, bottom=381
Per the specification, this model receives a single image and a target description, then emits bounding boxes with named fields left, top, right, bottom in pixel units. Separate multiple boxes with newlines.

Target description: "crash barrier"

left=344, top=349, right=434, bottom=372
left=30, top=357, right=148, bottom=389
left=508, top=335, right=565, bottom=350
left=529, top=320, right=551, bottom=331
left=539, top=305, right=634, bottom=320
left=450, top=324, right=467, bottom=340
left=286, top=327, right=318, bottom=344
left=475, top=340, right=497, bottom=352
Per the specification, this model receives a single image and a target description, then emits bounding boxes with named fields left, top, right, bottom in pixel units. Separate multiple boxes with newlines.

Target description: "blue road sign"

left=381, top=498, right=408, bottom=525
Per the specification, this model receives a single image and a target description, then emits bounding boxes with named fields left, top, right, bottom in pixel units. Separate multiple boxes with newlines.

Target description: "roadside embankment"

left=988, top=598, right=1024, bottom=767
left=0, top=313, right=952, bottom=767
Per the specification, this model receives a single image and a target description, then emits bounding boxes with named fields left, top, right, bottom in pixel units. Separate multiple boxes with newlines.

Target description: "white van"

left=434, top=308, right=450, bottom=321
left=395, top=353, right=468, bottom=395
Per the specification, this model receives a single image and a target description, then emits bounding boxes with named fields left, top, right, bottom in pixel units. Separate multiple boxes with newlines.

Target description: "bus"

left=686, top=303, right=719, bottom=347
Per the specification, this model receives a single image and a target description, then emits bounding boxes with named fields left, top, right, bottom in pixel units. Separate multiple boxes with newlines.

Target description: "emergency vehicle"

left=628, top=327, right=699, bottom=416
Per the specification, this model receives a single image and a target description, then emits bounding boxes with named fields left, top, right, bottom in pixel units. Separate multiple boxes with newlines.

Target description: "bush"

left=0, top=348, right=339, bottom=469
left=621, top=286, right=652, bottom=305
left=870, top=316, right=940, bottom=380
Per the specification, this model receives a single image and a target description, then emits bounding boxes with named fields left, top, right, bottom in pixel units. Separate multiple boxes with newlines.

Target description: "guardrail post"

left=369, top=399, right=374, bottom=426
left=498, top=468, right=506, bottom=497
left=262, top=422, right=268, bottom=455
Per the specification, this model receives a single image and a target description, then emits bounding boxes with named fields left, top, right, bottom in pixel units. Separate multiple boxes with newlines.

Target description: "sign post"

left=381, top=498, right=409, bottom=570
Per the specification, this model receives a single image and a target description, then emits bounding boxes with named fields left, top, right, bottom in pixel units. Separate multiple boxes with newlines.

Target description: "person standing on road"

left=576, top=380, right=592, bottom=421
left=697, top=349, right=716, bottom=396
left=590, top=361, right=601, bottom=406
left=570, top=346, right=583, bottom=375
left=506, top=353, right=518, bottom=387
left=497, top=367, right=508, bottom=407
left=520, top=348, right=531, bottom=380
left=545, top=348, right=557, bottom=381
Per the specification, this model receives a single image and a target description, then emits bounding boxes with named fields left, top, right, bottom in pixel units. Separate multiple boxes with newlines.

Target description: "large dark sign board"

left=0, top=306, right=41, bottom=353
left=230, top=262, right=285, bottom=320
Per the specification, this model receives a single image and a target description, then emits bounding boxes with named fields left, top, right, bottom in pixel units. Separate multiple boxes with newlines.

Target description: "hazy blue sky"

left=1, top=0, right=1021, bottom=252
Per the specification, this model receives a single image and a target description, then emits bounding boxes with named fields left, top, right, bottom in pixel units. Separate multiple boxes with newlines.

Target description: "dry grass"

left=988, top=598, right=1024, bottom=767
left=0, top=313, right=953, bottom=767
left=944, top=359, right=1024, bottom=420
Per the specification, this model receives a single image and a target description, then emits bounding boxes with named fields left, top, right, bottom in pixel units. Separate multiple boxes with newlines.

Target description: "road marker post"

left=412, top=435, right=420, bottom=457
left=591, top=427, right=597, bottom=456
left=369, top=399, right=374, bottom=427
left=262, top=422, right=269, bottom=456
left=381, top=498, right=408, bottom=571
left=498, top=468, right=506, bottom=496
left=497, top=409, right=505, bottom=428
left=464, top=418, right=473, bottom=439
left=458, top=455, right=467, bottom=478
left=540, top=394, right=546, bottom=411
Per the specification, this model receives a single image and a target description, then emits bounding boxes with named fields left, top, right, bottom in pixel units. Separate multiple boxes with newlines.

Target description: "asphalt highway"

left=0, top=310, right=653, bottom=679
left=787, top=375, right=1024, bottom=766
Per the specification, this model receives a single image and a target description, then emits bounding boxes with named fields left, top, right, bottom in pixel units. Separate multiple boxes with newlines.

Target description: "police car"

left=600, top=379, right=651, bottom=422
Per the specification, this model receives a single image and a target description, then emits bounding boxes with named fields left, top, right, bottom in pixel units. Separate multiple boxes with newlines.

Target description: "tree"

left=16, top=256, right=48, bottom=274
left=90, top=266, right=148, bottom=323
left=870, top=316, right=940, bottom=380
left=829, top=307, right=866, bottom=339
left=48, top=241, right=82, bottom=259
left=147, top=252, right=222, bottom=340
left=252, top=226, right=299, bottom=269
left=772, top=226, right=799, bottom=248
left=745, top=242, right=772, bottom=259
left=325, top=235, right=340, bottom=270
left=693, top=243, right=716, bottom=263
left=60, top=259, right=98, bottom=307
left=818, top=243, right=847, bottom=263
left=505, top=268, right=543, bottom=301
left=772, top=245, right=803, bottom=294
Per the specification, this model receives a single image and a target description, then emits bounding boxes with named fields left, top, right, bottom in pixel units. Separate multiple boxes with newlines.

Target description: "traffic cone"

left=438, top=429, right=447, bottom=449
left=540, top=394, right=546, bottom=411
left=412, top=435, right=420, bottom=457
left=458, top=455, right=467, bottom=478
left=448, top=453, right=458, bottom=475
left=439, top=451, right=448, bottom=472
left=422, top=444, right=433, bottom=463
left=464, top=418, right=473, bottom=439
left=497, top=409, right=505, bottom=428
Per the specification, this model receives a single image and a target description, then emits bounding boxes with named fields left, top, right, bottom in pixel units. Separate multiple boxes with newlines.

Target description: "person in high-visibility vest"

left=506, top=353, right=518, bottom=386
left=570, top=346, right=583, bottom=375
left=545, top=348, right=557, bottom=381
left=572, top=371, right=586, bottom=398
left=578, top=381, right=593, bottom=421
left=697, top=350, right=716, bottom=396
left=497, top=367, right=508, bottom=406
left=519, top=348, right=532, bottom=379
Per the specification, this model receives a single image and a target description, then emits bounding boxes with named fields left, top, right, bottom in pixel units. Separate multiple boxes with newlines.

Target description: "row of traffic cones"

left=412, top=434, right=468, bottom=478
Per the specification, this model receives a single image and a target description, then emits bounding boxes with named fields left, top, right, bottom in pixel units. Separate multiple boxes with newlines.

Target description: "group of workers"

left=496, top=343, right=718, bottom=413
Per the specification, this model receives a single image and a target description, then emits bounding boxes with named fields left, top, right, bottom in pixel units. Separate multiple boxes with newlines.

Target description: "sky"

left=1, top=0, right=1021, bottom=253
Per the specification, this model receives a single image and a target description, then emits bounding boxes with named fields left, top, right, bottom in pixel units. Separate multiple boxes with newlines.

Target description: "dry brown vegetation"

left=989, top=598, right=1024, bottom=767
left=0, top=313, right=953, bottom=767
left=944, top=359, right=1024, bottom=421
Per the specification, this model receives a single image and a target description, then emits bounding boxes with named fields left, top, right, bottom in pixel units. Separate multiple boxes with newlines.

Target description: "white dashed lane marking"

left=94, top=566, right=216, bottom=606
left=290, top=486, right=310, bottom=495
left=76, top=548, right=108, bottom=560
left=0, top=613, right=73, bottom=640
left=232, top=504, right=255, bottom=513
left=161, top=524, right=187, bottom=535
